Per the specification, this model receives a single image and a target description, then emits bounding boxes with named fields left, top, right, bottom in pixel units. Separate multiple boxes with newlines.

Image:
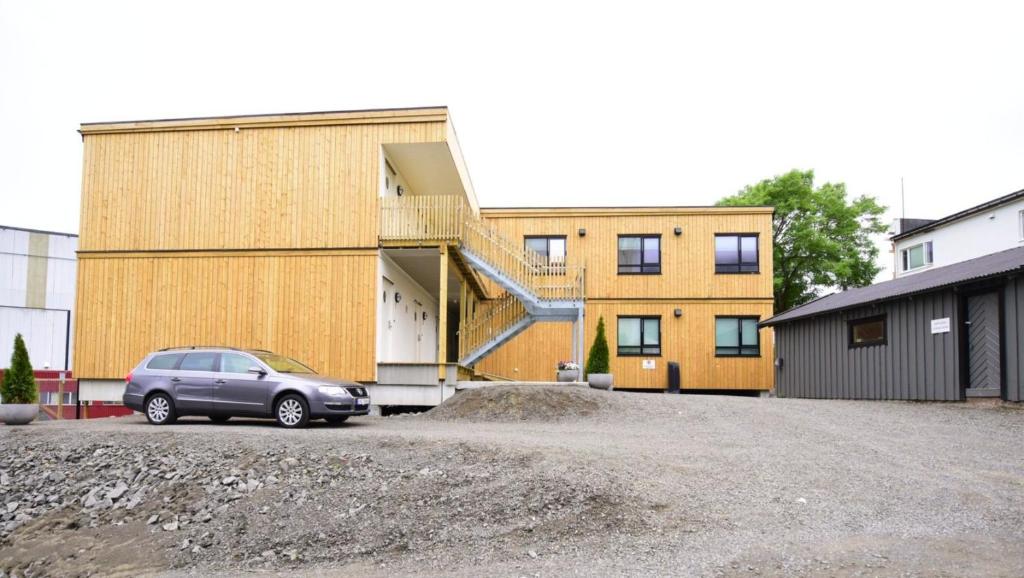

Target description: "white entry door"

left=381, top=277, right=395, bottom=362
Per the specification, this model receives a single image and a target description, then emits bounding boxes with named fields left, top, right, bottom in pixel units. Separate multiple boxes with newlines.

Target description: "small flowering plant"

left=557, top=361, right=580, bottom=371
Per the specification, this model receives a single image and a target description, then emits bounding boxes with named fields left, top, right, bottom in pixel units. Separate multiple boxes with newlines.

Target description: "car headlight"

left=318, top=386, right=346, bottom=397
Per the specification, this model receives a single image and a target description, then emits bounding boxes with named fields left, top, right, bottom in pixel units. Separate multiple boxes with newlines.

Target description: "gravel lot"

left=1, top=386, right=1022, bottom=577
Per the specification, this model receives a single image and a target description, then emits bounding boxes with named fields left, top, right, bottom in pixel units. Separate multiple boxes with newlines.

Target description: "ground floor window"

left=618, top=316, right=661, bottom=356
left=848, top=315, right=886, bottom=347
left=715, top=316, right=760, bottom=356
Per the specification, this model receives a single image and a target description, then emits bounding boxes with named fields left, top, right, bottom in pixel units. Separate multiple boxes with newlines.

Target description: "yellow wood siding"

left=74, top=252, right=377, bottom=380
left=477, top=301, right=774, bottom=390
left=479, top=209, right=773, bottom=300
left=79, top=121, right=447, bottom=252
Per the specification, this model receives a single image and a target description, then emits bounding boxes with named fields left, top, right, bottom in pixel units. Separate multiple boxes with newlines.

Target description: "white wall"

left=376, top=255, right=439, bottom=364
left=0, top=306, right=69, bottom=370
left=894, top=197, right=1024, bottom=276
left=0, top=227, right=78, bottom=368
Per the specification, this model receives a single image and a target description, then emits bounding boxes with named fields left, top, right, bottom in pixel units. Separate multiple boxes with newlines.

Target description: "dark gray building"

left=762, top=246, right=1024, bottom=401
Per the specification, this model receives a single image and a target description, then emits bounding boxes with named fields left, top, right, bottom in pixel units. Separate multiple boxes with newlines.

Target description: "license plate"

left=356, top=398, right=370, bottom=406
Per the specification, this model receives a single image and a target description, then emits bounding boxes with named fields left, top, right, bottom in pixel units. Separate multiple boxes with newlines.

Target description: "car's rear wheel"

left=145, top=393, right=176, bottom=425
left=209, top=415, right=230, bottom=423
left=275, top=394, right=310, bottom=428
left=325, top=415, right=349, bottom=425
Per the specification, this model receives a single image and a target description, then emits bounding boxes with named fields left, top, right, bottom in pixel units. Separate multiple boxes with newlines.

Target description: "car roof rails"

left=157, top=345, right=242, bottom=352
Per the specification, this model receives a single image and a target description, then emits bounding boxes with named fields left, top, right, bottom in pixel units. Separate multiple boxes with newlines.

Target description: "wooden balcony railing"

left=380, top=195, right=585, bottom=303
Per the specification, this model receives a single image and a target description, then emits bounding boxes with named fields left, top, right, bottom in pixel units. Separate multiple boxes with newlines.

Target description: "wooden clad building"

left=75, top=107, right=774, bottom=403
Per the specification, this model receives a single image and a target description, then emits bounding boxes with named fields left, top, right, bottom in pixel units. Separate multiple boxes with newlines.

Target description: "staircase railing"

left=380, top=195, right=586, bottom=302
left=458, top=293, right=528, bottom=360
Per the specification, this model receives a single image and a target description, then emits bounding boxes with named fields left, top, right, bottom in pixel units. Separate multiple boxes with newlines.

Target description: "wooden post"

left=438, top=245, right=449, bottom=381
left=57, top=371, right=65, bottom=420
left=459, top=280, right=468, bottom=361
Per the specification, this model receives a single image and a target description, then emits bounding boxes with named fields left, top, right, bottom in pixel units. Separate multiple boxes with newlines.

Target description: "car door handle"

left=214, top=379, right=227, bottom=385
left=170, top=377, right=182, bottom=382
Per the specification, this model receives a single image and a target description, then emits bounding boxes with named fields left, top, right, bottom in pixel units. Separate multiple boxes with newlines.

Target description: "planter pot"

left=588, top=373, right=614, bottom=391
left=556, top=370, right=579, bottom=382
left=1, top=404, right=39, bottom=425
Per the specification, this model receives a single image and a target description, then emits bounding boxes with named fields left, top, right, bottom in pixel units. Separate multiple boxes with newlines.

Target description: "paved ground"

left=1, top=387, right=1022, bottom=577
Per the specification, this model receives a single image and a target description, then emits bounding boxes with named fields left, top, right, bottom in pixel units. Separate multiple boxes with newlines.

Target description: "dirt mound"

left=425, top=384, right=613, bottom=422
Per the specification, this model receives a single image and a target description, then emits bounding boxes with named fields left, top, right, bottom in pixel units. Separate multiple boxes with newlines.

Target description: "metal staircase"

left=380, top=195, right=585, bottom=368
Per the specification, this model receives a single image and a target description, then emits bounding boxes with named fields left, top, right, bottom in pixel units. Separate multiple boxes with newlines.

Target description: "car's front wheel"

left=145, top=393, right=176, bottom=425
left=275, top=394, right=310, bottom=428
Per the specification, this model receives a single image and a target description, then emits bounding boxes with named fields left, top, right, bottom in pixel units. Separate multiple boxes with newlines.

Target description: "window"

left=901, top=242, right=933, bottom=271
left=849, top=316, right=886, bottom=347
left=617, top=316, right=661, bottom=356
left=1019, top=209, right=1024, bottom=240
left=179, top=352, right=219, bottom=372
left=618, top=235, right=661, bottom=274
left=715, top=317, right=761, bottom=356
left=715, top=234, right=759, bottom=273
left=146, top=353, right=184, bottom=370
left=42, top=392, right=76, bottom=405
left=524, top=236, right=567, bottom=272
left=251, top=352, right=316, bottom=374
left=221, top=353, right=256, bottom=374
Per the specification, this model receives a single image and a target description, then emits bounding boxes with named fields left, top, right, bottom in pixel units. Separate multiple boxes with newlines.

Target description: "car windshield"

left=251, top=352, right=316, bottom=374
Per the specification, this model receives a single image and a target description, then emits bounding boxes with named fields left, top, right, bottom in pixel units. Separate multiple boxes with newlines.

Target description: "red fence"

left=0, top=369, right=133, bottom=420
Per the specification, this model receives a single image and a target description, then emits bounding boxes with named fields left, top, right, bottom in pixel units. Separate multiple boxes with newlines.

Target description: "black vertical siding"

left=1003, top=277, right=1023, bottom=402
left=774, top=289, right=962, bottom=400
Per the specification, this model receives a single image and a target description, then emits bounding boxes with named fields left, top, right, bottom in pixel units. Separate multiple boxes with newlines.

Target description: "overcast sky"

left=1, top=1, right=1022, bottom=277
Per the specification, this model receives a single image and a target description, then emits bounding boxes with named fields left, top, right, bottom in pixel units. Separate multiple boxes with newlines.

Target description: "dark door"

left=172, top=352, right=218, bottom=413
left=213, top=353, right=274, bottom=416
left=966, top=292, right=1001, bottom=394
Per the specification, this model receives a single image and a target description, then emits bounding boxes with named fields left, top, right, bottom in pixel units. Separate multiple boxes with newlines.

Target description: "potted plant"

left=1, top=333, right=39, bottom=425
left=556, top=361, right=580, bottom=382
left=586, top=316, right=613, bottom=390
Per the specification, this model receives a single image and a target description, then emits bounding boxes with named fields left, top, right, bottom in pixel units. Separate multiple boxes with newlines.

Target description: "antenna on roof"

left=900, top=177, right=905, bottom=219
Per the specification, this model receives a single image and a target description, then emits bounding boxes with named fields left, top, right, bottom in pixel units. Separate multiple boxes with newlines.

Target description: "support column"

left=459, top=280, right=468, bottom=361
left=577, top=308, right=585, bottom=380
left=571, top=318, right=579, bottom=381
left=437, top=245, right=449, bottom=381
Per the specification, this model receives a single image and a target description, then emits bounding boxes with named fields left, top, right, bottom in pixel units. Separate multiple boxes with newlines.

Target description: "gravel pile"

left=426, top=384, right=617, bottom=422
left=0, top=428, right=653, bottom=577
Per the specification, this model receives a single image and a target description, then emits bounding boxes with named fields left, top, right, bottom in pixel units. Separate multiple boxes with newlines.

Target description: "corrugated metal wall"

left=1001, top=277, right=1024, bottom=402
left=774, top=289, right=962, bottom=400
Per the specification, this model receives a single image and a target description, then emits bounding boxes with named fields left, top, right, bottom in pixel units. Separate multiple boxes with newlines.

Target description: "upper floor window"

left=618, top=235, right=661, bottom=274
left=525, top=236, right=567, bottom=272
left=715, top=316, right=760, bottom=356
left=715, top=234, right=759, bottom=273
left=1018, top=209, right=1024, bottom=240
left=618, top=316, right=661, bottom=356
left=901, top=241, right=932, bottom=272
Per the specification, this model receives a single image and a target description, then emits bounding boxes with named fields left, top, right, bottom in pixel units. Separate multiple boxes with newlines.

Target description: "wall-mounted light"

left=422, top=311, right=428, bottom=320
left=578, top=228, right=586, bottom=237
left=674, top=226, right=682, bottom=236
left=674, top=308, right=683, bottom=318
left=394, top=292, right=402, bottom=303
left=396, top=185, right=404, bottom=196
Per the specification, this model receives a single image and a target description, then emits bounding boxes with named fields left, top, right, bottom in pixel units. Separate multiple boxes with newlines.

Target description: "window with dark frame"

left=715, top=316, right=760, bottom=356
left=524, top=236, right=567, bottom=273
left=618, top=235, right=661, bottom=274
left=715, top=234, right=759, bottom=273
left=617, top=316, right=661, bottom=356
left=848, top=316, right=886, bottom=347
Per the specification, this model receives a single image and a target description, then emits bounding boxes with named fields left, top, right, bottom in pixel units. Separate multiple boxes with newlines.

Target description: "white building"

left=891, top=189, right=1024, bottom=277
left=0, top=226, right=78, bottom=370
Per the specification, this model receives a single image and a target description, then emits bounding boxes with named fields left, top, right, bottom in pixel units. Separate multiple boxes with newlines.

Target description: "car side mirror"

left=248, top=366, right=267, bottom=376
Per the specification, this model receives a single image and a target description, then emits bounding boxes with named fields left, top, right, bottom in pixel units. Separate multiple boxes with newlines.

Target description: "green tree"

left=717, top=169, right=888, bottom=312
left=585, top=316, right=611, bottom=376
left=1, top=333, right=37, bottom=404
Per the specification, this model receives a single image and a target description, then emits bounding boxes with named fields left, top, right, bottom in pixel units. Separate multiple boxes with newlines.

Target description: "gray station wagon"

left=123, top=347, right=371, bottom=428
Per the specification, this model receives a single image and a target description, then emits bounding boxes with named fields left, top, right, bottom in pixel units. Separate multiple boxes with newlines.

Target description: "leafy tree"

left=717, top=169, right=888, bottom=312
left=585, top=316, right=611, bottom=375
left=1, top=334, right=37, bottom=404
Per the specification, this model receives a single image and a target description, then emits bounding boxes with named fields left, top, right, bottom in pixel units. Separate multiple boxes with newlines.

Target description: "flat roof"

left=80, top=106, right=450, bottom=135
left=762, top=245, right=1024, bottom=326
left=0, top=224, right=78, bottom=237
left=891, top=187, right=1024, bottom=241
left=481, top=205, right=774, bottom=217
